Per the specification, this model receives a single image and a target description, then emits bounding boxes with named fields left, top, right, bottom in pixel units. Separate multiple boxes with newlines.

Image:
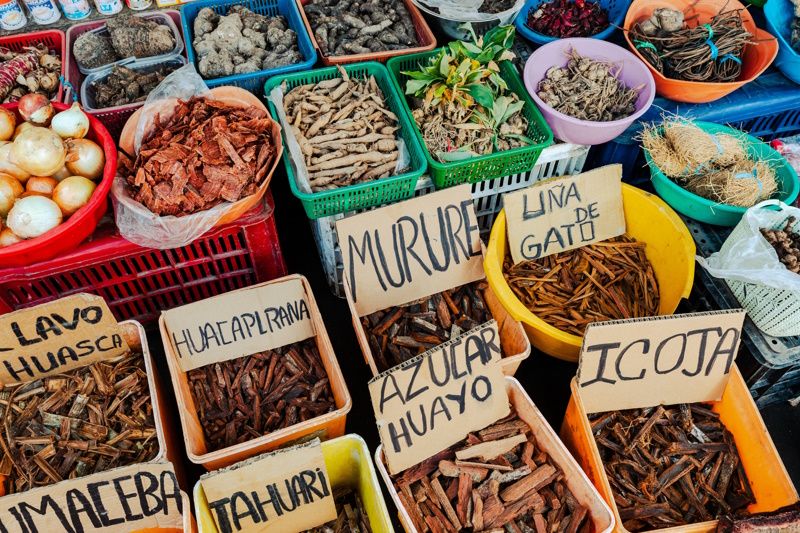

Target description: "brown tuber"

left=762, top=217, right=800, bottom=273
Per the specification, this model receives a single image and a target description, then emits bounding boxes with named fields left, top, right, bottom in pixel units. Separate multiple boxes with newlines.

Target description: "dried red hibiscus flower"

left=121, top=96, right=276, bottom=217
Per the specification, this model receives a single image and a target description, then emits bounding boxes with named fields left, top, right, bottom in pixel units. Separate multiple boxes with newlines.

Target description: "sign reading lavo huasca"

left=162, top=278, right=316, bottom=372
left=201, top=438, right=336, bottom=533
left=0, top=462, right=183, bottom=533
left=0, top=294, right=128, bottom=384
left=577, top=310, right=746, bottom=414
left=369, top=320, right=509, bottom=475
left=337, top=184, right=485, bottom=317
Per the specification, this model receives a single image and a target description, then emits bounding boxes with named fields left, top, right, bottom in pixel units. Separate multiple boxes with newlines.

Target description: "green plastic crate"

left=265, top=62, right=427, bottom=219
left=386, top=50, right=553, bottom=189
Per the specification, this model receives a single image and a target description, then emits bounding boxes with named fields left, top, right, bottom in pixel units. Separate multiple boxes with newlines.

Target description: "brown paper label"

left=163, top=278, right=316, bottom=372
left=369, top=320, right=509, bottom=475
left=201, top=439, right=337, bottom=533
left=0, top=294, right=128, bottom=384
left=0, top=462, right=183, bottom=533
left=337, top=184, right=485, bottom=317
left=503, top=165, right=625, bottom=265
left=576, top=310, right=746, bottom=414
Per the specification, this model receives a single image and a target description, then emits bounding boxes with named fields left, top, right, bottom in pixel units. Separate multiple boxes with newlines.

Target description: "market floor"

left=145, top=165, right=800, bottom=527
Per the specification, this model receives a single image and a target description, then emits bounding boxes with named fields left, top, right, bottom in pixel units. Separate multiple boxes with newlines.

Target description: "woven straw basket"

left=723, top=201, right=800, bottom=337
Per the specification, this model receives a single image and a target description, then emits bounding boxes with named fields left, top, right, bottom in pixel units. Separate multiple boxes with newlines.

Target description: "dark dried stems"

left=303, top=487, right=373, bottom=533
left=589, top=404, right=755, bottom=532
left=0, top=353, right=159, bottom=494
left=391, top=409, right=592, bottom=533
left=187, top=339, right=335, bottom=453
left=629, top=9, right=753, bottom=83
left=361, top=281, right=496, bottom=372
left=502, top=236, right=660, bottom=336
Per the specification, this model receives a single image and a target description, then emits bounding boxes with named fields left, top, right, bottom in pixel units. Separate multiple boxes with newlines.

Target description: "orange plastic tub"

left=560, top=365, right=799, bottom=533
left=376, top=377, right=616, bottom=533
left=624, top=0, right=777, bottom=103
left=295, top=0, right=436, bottom=65
left=159, top=274, right=352, bottom=471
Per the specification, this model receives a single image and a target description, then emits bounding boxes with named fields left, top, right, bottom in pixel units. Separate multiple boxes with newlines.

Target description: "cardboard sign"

left=370, top=320, right=509, bottom=475
left=337, top=185, right=485, bottom=317
left=0, top=462, right=183, bottom=533
left=0, top=294, right=128, bottom=384
left=576, top=310, right=746, bottom=414
left=503, top=165, right=625, bottom=265
left=163, top=278, right=316, bottom=372
left=201, top=438, right=336, bottom=533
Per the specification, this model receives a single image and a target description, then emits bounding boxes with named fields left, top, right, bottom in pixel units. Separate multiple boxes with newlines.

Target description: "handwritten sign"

left=0, top=294, right=128, bottom=384
left=201, top=439, right=336, bottom=533
left=0, top=462, right=183, bottom=533
left=163, top=278, right=316, bottom=372
left=503, top=165, right=625, bottom=265
left=337, top=185, right=485, bottom=317
left=576, top=310, right=746, bottom=414
left=369, top=320, right=509, bottom=475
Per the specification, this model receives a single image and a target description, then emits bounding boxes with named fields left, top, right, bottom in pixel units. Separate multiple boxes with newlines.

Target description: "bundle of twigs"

left=630, top=8, right=753, bottom=83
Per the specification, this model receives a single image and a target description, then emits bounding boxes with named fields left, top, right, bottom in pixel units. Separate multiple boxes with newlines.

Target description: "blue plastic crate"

left=590, top=71, right=800, bottom=186
left=181, top=0, right=317, bottom=95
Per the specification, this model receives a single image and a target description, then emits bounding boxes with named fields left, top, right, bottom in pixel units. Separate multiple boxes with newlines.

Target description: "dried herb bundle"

left=503, top=236, right=660, bottom=336
left=304, top=487, right=372, bottom=533
left=361, top=281, right=496, bottom=372
left=187, top=339, right=335, bottom=453
left=120, top=96, right=277, bottom=217
left=0, top=353, right=159, bottom=494
left=537, top=49, right=641, bottom=122
left=391, top=409, right=590, bottom=533
left=629, top=9, right=753, bottom=83
left=589, top=404, right=755, bottom=532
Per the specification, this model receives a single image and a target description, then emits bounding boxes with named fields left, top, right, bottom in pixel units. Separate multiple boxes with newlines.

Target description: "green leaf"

left=456, top=58, right=472, bottom=76
left=405, top=79, right=429, bottom=95
left=472, top=108, right=492, bottom=127
left=475, top=48, right=495, bottom=64
left=437, top=149, right=478, bottom=162
left=501, top=100, right=525, bottom=124
left=403, top=70, right=434, bottom=80
left=458, top=22, right=479, bottom=45
left=465, top=84, right=494, bottom=109
left=503, top=133, right=534, bottom=144
left=462, top=42, right=483, bottom=55
left=434, top=84, right=448, bottom=97
left=492, top=97, right=509, bottom=126
left=465, top=70, right=485, bottom=84
left=439, top=54, right=451, bottom=77
left=484, top=25, right=515, bottom=49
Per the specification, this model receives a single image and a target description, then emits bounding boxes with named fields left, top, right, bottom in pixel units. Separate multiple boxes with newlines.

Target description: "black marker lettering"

left=580, top=343, right=620, bottom=387
left=615, top=339, right=649, bottom=381
left=654, top=334, right=686, bottom=374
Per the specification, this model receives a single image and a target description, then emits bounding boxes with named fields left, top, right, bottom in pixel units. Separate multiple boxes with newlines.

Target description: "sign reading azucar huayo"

left=201, top=438, right=336, bottom=533
left=369, top=320, right=509, bottom=475
left=162, top=277, right=316, bottom=372
left=0, top=294, right=128, bottom=384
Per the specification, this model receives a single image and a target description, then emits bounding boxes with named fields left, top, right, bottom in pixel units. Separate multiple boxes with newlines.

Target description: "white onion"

left=10, top=127, right=66, bottom=177
left=51, top=165, right=71, bottom=182
left=0, top=173, right=23, bottom=217
left=65, top=139, right=105, bottom=181
left=52, top=176, right=95, bottom=217
left=18, top=93, right=54, bottom=127
left=51, top=102, right=90, bottom=139
left=0, top=107, right=15, bottom=141
left=7, top=196, right=62, bottom=239
left=0, top=227, right=23, bottom=247
left=13, top=122, right=32, bottom=140
left=26, top=176, right=58, bottom=196
left=0, top=142, right=30, bottom=183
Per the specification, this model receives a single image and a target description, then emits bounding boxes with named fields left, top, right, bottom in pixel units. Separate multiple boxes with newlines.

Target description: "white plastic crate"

left=310, top=142, right=590, bottom=297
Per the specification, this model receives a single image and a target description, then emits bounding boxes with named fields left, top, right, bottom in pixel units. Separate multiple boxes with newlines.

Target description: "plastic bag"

left=267, top=81, right=410, bottom=195
left=416, top=0, right=524, bottom=23
left=771, top=135, right=800, bottom=180
left=111, top=63, right=271, bottom=249
left=696, top=200, right=800, bottom=291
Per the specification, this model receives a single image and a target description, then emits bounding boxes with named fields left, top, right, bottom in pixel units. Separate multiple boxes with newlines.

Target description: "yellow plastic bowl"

left=485, top=184, right=695, bottom=362
left=193, top=434, right=393, bottom=533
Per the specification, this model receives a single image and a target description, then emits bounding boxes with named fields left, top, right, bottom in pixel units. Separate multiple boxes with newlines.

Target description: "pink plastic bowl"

left=523, top=38, right=656, bottom=146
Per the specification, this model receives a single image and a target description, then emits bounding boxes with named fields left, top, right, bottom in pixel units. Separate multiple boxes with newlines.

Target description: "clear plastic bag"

left=416, top=0, right=524, bottom=22
left=111, top=64, right=271, bottom=249
left=696, top=200, right=800, bottom=291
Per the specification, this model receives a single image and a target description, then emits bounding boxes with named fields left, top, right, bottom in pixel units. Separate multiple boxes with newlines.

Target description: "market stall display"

left=644, top=121, right=799, bottom=226
left=623, top=0, right=778, bottom=103
left=523, top=38, right=655, bottom=146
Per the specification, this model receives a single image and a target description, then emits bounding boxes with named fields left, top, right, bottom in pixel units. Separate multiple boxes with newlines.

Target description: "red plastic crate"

left=64, top=10, right=185, bottom=143
left=0, top=29, right=66, bottom=102
left=0, top=191, right=286, bottom=325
